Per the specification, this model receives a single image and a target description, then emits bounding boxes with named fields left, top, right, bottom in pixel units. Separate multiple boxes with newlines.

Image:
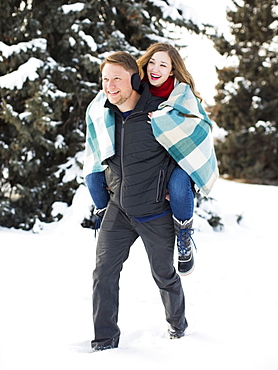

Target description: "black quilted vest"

left=104, top=83, right=176, bottom=217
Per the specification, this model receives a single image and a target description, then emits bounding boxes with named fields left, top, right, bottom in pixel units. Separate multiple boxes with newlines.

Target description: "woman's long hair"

left=137, top=42, right=202, bottom=101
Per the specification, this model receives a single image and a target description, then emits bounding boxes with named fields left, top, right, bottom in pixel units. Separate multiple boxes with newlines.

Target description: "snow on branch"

left=60, top=2, right=85, bottom=14
left=149, top=0, right=199, bottom=24
left=0, top=38, right=46, bottom=58
left=0, top=57, right=44, bottom=90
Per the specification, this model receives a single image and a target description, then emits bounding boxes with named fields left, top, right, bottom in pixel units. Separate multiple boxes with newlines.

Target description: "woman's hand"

left=147, top=111, right=153, bottom=123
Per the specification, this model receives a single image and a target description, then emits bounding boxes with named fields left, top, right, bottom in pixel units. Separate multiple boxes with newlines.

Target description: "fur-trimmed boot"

left=173, top=216, right=195, bottom=276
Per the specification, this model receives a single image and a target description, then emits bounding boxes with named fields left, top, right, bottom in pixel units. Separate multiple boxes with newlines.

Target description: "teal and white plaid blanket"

left=84, top=83, right=218, bottom=196
left=151, top=83, right=219, bottom=196
left=83, top=90, right=115, bottom=175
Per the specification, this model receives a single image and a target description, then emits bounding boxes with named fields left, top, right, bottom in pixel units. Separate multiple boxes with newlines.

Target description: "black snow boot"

left=168, top=324, right=186, bottom=339
left=173, top=216, right=195, bottom=276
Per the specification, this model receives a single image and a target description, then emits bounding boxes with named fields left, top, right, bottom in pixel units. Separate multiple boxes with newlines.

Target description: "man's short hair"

left=100, top=51, right=139, bottom=75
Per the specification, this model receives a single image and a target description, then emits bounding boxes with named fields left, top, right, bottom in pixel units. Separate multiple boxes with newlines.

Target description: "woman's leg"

left=85, top=172, right=110, bottom=209
left=167, top=166, right=195, bottom=276
left=167, top=166, right=194, bottom=222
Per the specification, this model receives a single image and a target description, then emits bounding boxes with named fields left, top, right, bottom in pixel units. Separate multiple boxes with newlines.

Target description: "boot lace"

left=177, top=228, right=197, bottom=256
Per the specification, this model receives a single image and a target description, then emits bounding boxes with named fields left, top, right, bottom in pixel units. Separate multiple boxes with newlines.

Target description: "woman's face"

left=146, top=51, right=173, bottom=87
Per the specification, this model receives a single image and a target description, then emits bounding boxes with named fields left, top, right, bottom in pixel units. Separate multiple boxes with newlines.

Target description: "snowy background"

left=1, top=1, right=278, bottom=369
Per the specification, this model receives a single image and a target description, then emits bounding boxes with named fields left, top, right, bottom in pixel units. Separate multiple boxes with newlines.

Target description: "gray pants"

left=91, top=201, right=187, bottom=348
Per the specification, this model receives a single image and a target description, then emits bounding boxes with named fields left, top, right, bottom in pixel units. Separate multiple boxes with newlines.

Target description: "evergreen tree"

left=211, top=0, right=278, bottom=184
left=0, top=0, right=202, bottom=230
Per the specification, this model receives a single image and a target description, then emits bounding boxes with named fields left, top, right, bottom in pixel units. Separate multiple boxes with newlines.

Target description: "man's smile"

left=108, top=90, right=120, bottom=95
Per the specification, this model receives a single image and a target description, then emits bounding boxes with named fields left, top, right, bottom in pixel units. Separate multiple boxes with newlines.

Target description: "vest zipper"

left=119, top=111, right=143, bottom=209
left=119, top=118, right=125, bottom=208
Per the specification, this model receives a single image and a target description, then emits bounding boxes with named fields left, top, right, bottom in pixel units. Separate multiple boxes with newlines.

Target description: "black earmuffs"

left=131, top=73, right=141, bottom=91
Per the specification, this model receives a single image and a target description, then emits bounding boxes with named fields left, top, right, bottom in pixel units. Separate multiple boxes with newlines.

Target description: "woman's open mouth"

left=150, top=73, right=161, bottom=81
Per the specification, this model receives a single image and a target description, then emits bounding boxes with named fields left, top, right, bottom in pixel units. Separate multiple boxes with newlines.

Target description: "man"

left=86, top=52, right=188, bottom=352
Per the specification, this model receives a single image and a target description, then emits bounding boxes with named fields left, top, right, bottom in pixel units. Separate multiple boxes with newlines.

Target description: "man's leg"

left=132, top=213, right=187, bottom=334
left=91, top=202, right=138, bottom=350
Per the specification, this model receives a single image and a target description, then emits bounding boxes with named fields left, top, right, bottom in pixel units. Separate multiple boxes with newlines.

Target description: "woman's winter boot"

left=173, top=216, right=195, bottom=276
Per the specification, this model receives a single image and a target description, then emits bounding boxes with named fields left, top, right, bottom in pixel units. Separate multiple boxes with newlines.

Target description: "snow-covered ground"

left=0, top=178, right=278, bottom=370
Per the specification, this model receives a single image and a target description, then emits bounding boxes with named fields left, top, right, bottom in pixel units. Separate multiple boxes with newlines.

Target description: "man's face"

left=102, top=63, right=134, bottom=109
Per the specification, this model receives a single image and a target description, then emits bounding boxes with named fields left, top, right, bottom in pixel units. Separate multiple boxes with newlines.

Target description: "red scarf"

left=143, top=75, right=174, bottom=99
